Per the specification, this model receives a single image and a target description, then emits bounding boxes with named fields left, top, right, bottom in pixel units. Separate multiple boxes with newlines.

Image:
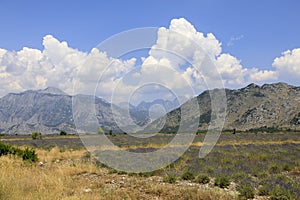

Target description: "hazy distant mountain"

left=120, top=99, right=180, bottom=126
left=147, top=82, right=300, bottom=133
left=134, top=99, right=179, bottom=113
left=0, top=87, right=133, bottom=134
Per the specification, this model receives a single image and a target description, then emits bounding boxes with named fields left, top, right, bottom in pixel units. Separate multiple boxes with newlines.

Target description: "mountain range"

left=0, top=82, right=299, bottom=134
left=154, top=82, right=300, bottom=133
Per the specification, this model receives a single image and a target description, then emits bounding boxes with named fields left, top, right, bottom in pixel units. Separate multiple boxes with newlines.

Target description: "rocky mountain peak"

left=38, top=87, right=67, bottom=95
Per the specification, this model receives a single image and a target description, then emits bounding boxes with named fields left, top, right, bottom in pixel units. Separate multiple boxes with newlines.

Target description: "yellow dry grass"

left=0, top=147, right=236, bottom=200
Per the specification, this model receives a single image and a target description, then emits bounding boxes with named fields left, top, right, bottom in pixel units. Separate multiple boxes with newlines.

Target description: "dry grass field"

left=0, top=132, right=299, bottom=200
left=0, top=147, right=235, bottom=200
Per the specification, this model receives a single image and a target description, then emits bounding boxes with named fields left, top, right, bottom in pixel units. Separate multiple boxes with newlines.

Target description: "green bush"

left=205, top=166, right=215, bottom=174
left=181, top=169, right=195, bottom=180
left=195, top=173, right=210, bottom=184
left=257, top=170, right=269, bottom=179
left=108, top=168, right=118, bottom=174
left=22, top=147, right=38, bottom=162
left=237, top=184, right=255, bottom=199
left=163, top=173, right=177, bottom=184
left=0, top=142, right=37, bottom=162
left=258, top=184, right=269, bottom=196
left=31, top=132, right=41, bottom=140
left=0, top=142, right=10, bottom=156
left=270, top=185, right=291, bottom=200
left=269, top=164, right=281, bottom=174
left=269, top=164, right=280, bottom=174
left=60, top=130, right=67, bottom=135
left=282, top=163, right=293, bottom=172
left=232, top=171, right=250, bottom=181
left=7, top=146, right=22, bottom=156
left=214, top=175, right=230, bottom=188
left=142, top=171, right=157, bottom=177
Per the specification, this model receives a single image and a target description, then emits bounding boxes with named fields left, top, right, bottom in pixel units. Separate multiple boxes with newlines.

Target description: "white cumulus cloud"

left=272, top=48, right=300, bottom=85
left=0, top=18, right=298, bottom=103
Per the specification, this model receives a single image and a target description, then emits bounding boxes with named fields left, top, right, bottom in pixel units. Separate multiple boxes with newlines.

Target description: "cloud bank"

left=0, top=18, right=299, bottom=102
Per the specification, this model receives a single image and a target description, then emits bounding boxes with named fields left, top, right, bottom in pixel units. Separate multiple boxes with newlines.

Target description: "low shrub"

left=214, top=175, right=230, bottom=188
left=270, top=185, right=292, bottom=200
left=0, top=142, right=37, bottom=162
left=232, top=171, right=250, bottom=181
left=237, top=184, right=255, bottom=199
left=282, top=163, right=293, bottom=172
left=31, top=132, right=42, bottom=140
left=205, top=166, right=215, bottom=174
left=163, top=173, right=177, bottom=184
left=60, top=130, right=67, bottom=136
left=269, top=164, right=281, bottom=174
left=108, top=168, right=118, bottom=174
left=195, top=173, right=210, bottom=184
left=0, top=142, right=10, bottom=156
left=22, top=147, right=38, bottom=162
left=138, top=171, right=156, bottom=177
left=181, top=169, right=195, bottom=180
left=257, top=170, right=269, bottom=179
left=258, top=184, right=269, bottom=196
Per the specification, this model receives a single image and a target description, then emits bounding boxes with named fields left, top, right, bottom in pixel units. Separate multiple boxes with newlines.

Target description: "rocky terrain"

left=156, top=82, right=300, bottom=132
left=0, top=82, right=299, bottom=134
left=0, top=87, right=130, bottom=134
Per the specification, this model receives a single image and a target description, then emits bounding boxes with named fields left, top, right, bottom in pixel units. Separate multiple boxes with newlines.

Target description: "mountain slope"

left=150, top=82, right=300, bottom=132
left=0, top=88, right=127, bottom=134
left=0, top=82, right=299, bottom=134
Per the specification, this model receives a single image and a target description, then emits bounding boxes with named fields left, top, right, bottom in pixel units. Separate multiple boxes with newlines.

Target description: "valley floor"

left=0, top=132, right=299, bottom=199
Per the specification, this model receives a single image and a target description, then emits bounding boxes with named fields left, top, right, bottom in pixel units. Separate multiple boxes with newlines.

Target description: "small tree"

left=32, top=132, right=41, bottom=140
left=60, top=130, right=67, bottom=136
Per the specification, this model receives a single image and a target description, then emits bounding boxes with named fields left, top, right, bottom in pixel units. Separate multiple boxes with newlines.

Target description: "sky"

left=0, top=0, right=299, bottom=103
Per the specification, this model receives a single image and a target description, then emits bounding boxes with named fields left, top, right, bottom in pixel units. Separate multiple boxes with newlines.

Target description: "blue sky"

left=0, top=0, right=299, bottom=70
left=0, top=0, right=299, bottom=101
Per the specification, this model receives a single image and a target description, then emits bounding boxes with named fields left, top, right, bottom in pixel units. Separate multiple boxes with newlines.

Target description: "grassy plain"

left=0, top=132, right=299, bottom=199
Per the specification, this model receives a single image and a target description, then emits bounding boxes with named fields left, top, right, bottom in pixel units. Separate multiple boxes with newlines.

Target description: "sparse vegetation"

left=31, top=131, right=42, bottom=140
left=270, top=185, right=292, bottom=200
left=269, top=164, right=281, bottom=174
left=0, top=141, right=37, bottom=162
left=181, top=169, right=195, bottom=180
left=163, top=173, right=177, bottom=184
left=0, top=146, right=235, bottom=200
left=0, top=132, right=299, bottom=199
left=214, top=175, right=231, bottom=188
left=258, top=184, right=269, bottom=196
left=195, top=173, right=210, bottom=184
left=237, top=184, right=255, bottom=199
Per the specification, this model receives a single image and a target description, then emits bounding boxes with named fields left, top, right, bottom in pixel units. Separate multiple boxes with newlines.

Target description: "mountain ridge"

left=153, top=82, right=300, bottom=133
left=0, top=82, right=299, bottom=134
